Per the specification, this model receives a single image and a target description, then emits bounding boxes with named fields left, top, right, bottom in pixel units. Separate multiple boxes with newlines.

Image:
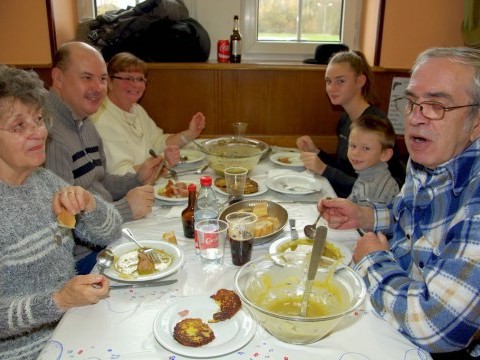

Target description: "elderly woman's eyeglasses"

left=394, top=97, right=479, bottom=120
left=110, top=75, right=147, bottom=84
left=0, top=115, right=47, bottom=135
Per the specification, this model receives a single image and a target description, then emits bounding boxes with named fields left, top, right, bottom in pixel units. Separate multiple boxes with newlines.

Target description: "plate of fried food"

left=213, top=175, right=268, bottom=197
left=154, top=175, right=200, bottom=202
left=103, top=240, right=184, bottom=282
left=219, top=200, right=288, bottom=244
left=153, top=289, right=256, bottom=358
left=270, top=151, right=304, bottom=168
left=269, top=235, right=352, bottom=266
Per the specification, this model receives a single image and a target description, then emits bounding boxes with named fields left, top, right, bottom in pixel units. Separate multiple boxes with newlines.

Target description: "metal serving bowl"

left=219, top=199, right=288, bottom=245
left=200, top=137, right=269, bottom=174
left=234, top=253, right=367, bottom=344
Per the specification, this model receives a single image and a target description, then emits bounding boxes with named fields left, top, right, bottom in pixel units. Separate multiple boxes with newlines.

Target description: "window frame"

left=241, top=0, right=362, bottom=62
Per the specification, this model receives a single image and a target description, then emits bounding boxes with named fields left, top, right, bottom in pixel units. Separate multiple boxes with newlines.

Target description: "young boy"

left=346, top=114, right=400, bottom=204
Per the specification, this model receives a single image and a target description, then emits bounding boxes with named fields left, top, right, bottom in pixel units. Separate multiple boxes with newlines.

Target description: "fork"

left=121, top=228, right=162, bottom=263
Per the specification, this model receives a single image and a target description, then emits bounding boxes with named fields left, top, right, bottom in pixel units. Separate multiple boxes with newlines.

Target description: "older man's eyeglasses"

left=0, top=115, right=47, bottom=135
left=110, top=75, right=147, bottom=84
left=394, top=97, right=479, bottom=120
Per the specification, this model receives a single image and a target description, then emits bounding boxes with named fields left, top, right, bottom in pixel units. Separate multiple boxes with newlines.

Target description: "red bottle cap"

left=188, top=183, right=197, bottom=192
left=200, top=176, right=212, bottom=186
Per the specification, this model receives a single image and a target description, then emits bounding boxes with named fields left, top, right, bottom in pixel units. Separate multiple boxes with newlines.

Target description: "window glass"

left=257, top=0, right=342, bottom=42
left=96, top=0, right=140, bottom=15
left=243, top=0, right=361, bottom=61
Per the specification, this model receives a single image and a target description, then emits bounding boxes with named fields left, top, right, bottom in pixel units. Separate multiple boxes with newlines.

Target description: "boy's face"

left=347, top=128, right=393, bottom=172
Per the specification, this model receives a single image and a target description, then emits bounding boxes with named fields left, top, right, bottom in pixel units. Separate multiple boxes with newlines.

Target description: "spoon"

left=164, top=164, right=208, bottom=178
left=300, top=225, right=327, bottom=317
left=96, top=248, right=114, bottom=275
left=304, top=214, right=321, bottom=239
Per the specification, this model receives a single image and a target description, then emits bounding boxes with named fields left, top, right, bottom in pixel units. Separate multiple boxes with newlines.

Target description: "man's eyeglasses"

left=110, top=75, right=147, bottom=84
left=394, top=97, right=479, bottom=120
left=0, top=115, right=48, bottom=135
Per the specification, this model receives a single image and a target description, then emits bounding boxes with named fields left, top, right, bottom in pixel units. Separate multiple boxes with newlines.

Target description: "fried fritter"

left=173, top=318, right=215, bottom=347
left=209, top=289, right=242, bottom=322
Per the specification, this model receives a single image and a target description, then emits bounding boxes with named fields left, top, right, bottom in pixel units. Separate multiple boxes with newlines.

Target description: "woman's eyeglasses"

left=0, top=115, right=48, bottom=136
left=394, top=97, right=479, bottom=120
left=110, top=75, right=147, bottom=84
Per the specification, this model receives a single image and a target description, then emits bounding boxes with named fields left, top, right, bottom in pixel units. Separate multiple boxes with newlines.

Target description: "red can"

left=217, top=40, right=230, bottom=63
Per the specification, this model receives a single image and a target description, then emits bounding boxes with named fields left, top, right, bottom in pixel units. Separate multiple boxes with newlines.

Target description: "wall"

left=0, top=1, right=51, bottom=65
left=380, top=0, right=464, bottom=68
left=51, top=0, right=78, bottom=47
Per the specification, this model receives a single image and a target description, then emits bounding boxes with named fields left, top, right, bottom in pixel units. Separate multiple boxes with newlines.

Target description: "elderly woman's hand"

left=53, top=274, right=110, bottom=310
left=53, top=186, right=96, bottom=216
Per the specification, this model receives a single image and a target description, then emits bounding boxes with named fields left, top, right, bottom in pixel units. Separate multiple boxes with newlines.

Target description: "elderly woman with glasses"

left=0, top=65, right=122, bottom=360
left=91, top=52, right=206, bottom=176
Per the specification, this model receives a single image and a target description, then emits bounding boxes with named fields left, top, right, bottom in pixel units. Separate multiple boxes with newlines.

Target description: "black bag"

left=86, top=0, right=210, bottom=62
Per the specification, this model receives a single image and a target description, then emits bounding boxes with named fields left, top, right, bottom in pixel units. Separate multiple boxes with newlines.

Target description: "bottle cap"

left=187, top=183, right=197, bottom=192
left=200, top=175, right=212, bottom=186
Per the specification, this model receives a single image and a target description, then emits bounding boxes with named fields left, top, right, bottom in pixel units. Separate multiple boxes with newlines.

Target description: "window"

left=96, top=0, right=141, bottom=15
left=242, top=0, right=362, bottom=61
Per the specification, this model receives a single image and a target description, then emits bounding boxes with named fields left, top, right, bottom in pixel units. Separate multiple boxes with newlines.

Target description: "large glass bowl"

left=234, top=253, right=366, bottom=344
left=200, top=137, right=269, bottom=174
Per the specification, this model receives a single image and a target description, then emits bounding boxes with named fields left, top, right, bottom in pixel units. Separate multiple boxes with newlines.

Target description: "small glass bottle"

left=230, top=15, right=242, bottom=63
left=194, top=176, right=219, bottom=253
left=181, top=183, right=197, bottom=238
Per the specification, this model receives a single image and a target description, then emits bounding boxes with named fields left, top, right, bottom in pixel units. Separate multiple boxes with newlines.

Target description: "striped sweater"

left=0, top=168, right=122, bottom=360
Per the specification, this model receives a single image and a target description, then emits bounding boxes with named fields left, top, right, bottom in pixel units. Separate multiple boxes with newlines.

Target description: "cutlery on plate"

left=109, top=279, right=177, bottom=289
left=164, top=164, right=208, bottom=178
left=278, top=182, right=321, bottom=192
left=121, top=227, right=163, bottom=263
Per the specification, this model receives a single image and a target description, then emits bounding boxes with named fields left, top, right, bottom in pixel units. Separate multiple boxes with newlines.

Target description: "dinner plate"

left=153, top=295, right=256, bottom=358
left=266, top=173, right=322, bottom=195
left=269, top=235, right=352, bottom=266
left=103, top=240, right=184, bottom=282
left=178, top=149, right=206, bottom=165
left=212, top=175, right=268, bottom=198
left=154, top=175, right=201, bottom=202
left=269, top=151, right=304, bottom=168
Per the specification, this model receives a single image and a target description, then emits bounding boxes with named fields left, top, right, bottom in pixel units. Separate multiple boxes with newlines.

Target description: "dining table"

left=38, top=146, right=432, bottom=360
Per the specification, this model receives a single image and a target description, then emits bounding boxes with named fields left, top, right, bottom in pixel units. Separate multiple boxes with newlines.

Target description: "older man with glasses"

left=319, top=47, right=480, bottom=359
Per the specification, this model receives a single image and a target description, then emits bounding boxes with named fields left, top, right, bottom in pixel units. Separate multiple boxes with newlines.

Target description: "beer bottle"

left=181, top=183, right=197, bottom=238
left=230, top=15, right=242, bottom=63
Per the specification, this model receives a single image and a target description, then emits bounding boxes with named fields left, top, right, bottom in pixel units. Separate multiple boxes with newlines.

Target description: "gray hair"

left=412, top=47, right=480, bottom=119
left=0, top=65, right=48, bottom=125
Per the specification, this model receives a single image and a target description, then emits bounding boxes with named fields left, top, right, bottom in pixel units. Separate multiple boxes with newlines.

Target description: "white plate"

left=269, top=235, right=352, bottom=266
left=153, top=295, right=256, bottom=358
left=104, top=240, right=184, bottom=282
left=266, top=173, right=322, bottom=195
left=270, top=151, right=304, bottom=168
left=212, top=175, right=268, bottom=198
left=154, top=175, right=201, bottom=202
left=178, top=149, right=206, bottom=165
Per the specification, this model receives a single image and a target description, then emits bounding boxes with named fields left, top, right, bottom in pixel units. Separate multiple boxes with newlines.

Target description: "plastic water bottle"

left=194, top=176, right=219, bottom=254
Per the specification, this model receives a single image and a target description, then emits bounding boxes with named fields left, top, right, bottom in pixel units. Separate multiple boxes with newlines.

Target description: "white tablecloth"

left=38, top=154, right=431, bottom=360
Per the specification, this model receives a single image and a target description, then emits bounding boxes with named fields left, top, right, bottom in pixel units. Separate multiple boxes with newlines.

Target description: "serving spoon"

left=300, top=225, right=327, bottom=317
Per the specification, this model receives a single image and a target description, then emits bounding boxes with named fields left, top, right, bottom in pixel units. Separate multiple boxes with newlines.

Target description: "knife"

left=110, top=279, right=177, bottom=289
left=289, top=218, right=299, bottom=240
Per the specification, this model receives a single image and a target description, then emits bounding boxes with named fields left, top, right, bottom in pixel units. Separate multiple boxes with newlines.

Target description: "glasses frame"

left=110, top=74, right=147, bottom=84
left=394, top=97, right=479, bottom=120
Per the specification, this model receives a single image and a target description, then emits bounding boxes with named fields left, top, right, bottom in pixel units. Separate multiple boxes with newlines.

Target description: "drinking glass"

left=224, top=166, right=248, bottom=204
left=232, top=122, right=248, bottom=138
left=195, top=219, right=228, bottom=265
left=225, top=212, right=257, bottom=266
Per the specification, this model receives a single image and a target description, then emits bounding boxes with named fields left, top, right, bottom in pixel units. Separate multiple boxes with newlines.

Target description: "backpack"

left=86, top=0, right=210, bottom=62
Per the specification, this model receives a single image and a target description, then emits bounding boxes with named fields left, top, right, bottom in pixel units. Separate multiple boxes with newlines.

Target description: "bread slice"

left=252, top=202, right=268, bottom=218
left=253, top=216, right=280, bottom=237
left=57, top=210, right=76, bottom=229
